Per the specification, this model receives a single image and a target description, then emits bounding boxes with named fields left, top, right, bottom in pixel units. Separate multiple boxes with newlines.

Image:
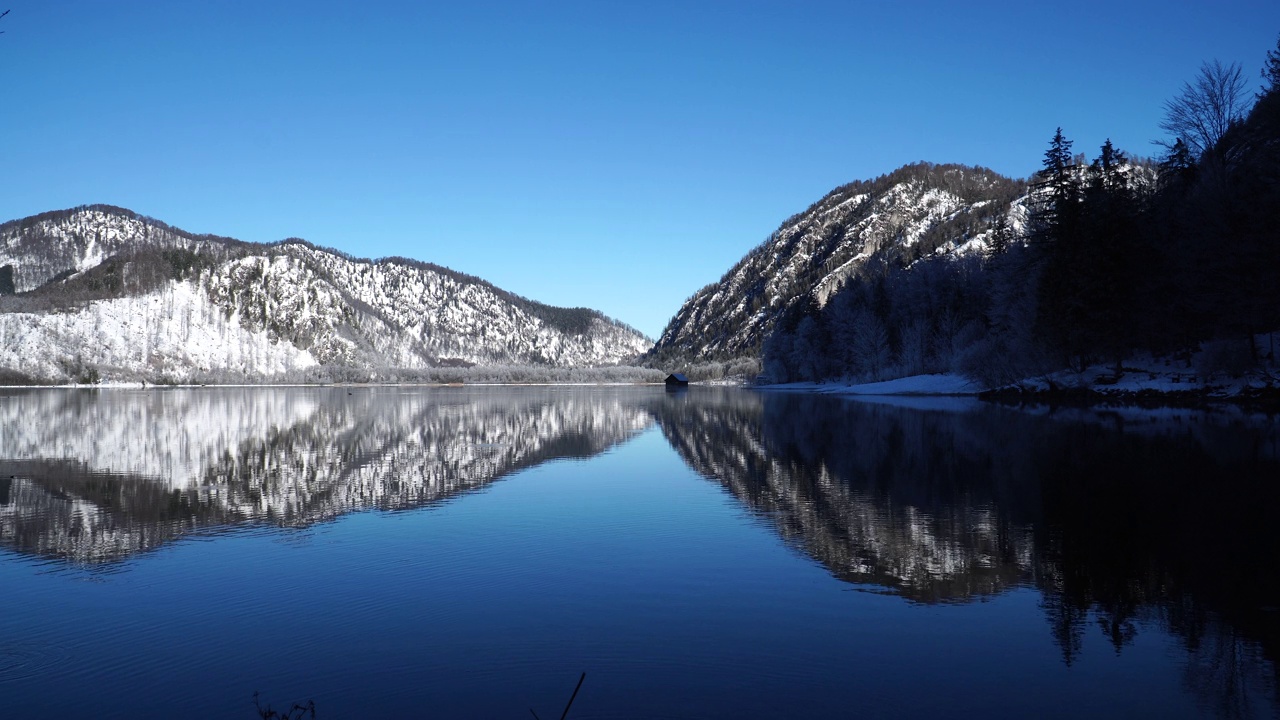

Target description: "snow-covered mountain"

left=646, top=163, right=1026, bottom=366
left=0, top=206, right=652, bottom=382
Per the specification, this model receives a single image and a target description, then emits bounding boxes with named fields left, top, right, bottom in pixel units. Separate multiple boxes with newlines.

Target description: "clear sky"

left=1, top=1, right=1277, bottom=338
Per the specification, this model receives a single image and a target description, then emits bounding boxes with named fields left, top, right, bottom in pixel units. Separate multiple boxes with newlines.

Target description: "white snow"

left=0, top=280, right=320, bottom=379
left=658, top=170, right=1018, bottom=361
left=759, top=373, right=981, bottom=396
left=0, top=208, right=654, bottom=381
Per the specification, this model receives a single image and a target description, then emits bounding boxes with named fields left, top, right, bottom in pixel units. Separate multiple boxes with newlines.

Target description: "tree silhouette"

left=1263, top=33, right=1280, bottom=95
left=1159, top=59, right=1248, bottom=159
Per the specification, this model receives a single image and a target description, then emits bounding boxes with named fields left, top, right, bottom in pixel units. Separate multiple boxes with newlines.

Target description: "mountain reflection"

left=651, top=389, right=1037, bottom=604
left=654, top=389, right=1280, bottom=717
left=2, top=386, right=1278, bottom=715
left=0, top=387, right=652, bottom=563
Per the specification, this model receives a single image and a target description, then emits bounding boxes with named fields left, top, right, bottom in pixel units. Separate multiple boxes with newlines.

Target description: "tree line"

left=765, top=35, right=1280, bottom=388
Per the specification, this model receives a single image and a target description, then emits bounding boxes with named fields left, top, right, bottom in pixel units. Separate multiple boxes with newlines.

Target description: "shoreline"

left=753, top=372, right=1280, bottom=413
left=2, top=373, right=1277, bottom=413
left=0, top=381, right=669, bottom=390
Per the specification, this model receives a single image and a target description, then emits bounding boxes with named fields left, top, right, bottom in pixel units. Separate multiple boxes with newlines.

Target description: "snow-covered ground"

left=1010, top=353, right=1278, bottom=399
left=758, top=372, right=980, bottom=396
left=756, top=358, right=1279, bottom=405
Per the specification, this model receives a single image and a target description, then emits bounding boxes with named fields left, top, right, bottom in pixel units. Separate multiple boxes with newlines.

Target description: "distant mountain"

left=0, top=206, right=652, bottom=383
left=645, top=163, right=1026, bottom=368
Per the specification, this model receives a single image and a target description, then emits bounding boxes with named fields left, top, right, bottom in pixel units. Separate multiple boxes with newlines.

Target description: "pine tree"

left=1097, top=139, right=1126, bottom=179
left=1033, top=129, right=1097, bottom=370
left=1081, top=141, right=1142, bottom=375
left=1157, top=138, right=1196, bottom=188
left=986, top=214, right=1014, bottom=258
left=1263, top=33, right=1280, bottom=96
left=1043, top=127, right=1072, bottom=174
left=1031, top=129, right=1081, bottom=239
left=1042, top=128, right=1076, bottom=204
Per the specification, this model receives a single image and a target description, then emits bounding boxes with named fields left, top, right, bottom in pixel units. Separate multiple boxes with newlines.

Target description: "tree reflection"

left=652, top=390, right=1038, bottom=604
left=652, top=390, right=1280, bottom=717
left=1, top=386, right=1276, bottom=717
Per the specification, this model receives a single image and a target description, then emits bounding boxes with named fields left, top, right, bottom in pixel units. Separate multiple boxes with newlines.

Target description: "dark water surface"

left=0, top=386, right=1277, bottom=718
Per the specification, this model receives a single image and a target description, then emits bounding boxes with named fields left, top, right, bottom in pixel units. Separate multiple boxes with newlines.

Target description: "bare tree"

left=1158, top=60, right=1249, bottom=158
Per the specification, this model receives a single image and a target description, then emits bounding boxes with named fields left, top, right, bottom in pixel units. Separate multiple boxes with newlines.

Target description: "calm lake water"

left=0, top=386, right=1277, bottom=719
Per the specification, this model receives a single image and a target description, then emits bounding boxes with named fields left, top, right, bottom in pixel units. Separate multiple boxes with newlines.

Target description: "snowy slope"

left=647, top=163, right=1026, bottom=365
left=0, top=207, right=207, bottom=293
left=0, top=206, right=652, bottom=381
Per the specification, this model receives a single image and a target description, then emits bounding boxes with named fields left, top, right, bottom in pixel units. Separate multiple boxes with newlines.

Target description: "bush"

left=1194, top=338, right=1255, bottom=380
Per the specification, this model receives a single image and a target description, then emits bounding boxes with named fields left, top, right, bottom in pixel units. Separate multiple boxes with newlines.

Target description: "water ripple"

left=0, top=641, right=73, bottom=684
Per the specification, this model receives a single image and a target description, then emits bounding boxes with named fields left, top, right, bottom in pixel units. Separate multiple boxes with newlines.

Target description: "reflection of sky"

left=0, top=427, right=1213, bottom=719
left=0, top=387, right=1276, bottom=718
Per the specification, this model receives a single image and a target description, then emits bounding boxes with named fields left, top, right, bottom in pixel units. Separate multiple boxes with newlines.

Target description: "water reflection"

left=657, top=390, right=1280, bottom=718
left=652, top=389, right=1037, bottom=604
left=0, top=387, right=651, bottom=563
left=1, top=386, right=1277, bottom=716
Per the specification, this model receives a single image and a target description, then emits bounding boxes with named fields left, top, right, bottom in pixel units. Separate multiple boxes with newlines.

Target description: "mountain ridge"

left=0, top=205, right=652, bottom=383
left=644, top=162, right=1028, bottom=371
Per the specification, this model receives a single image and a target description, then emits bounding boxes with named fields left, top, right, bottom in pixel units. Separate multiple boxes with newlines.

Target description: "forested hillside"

left=645, top=163, right=1026, bottom=376
left=763, top=38, right=1280, bottom=388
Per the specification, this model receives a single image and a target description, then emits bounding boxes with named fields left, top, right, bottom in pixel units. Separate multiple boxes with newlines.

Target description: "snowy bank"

left=757, top=373, right=980, bottom=396
left=755, top=362, right=1280, bottom=411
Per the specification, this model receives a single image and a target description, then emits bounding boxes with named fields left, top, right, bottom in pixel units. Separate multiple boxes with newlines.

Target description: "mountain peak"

left=645, top=163, right=1027, bottom=367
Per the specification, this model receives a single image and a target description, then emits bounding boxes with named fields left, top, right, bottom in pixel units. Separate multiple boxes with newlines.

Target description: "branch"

left=559, top=672, right=586, bottom=720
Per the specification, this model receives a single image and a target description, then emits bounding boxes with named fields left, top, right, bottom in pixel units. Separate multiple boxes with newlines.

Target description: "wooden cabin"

left=664, top=373, right=689, bottom=387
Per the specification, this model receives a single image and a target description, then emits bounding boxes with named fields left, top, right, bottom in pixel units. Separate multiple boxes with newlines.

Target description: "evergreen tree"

left=986, top=213, right=1014, bottom=258
left=1043, top=128, right=1072, bottom=174
left=1262, top=33, right=1280, bottom=96
left=1081, top=141, right=1142, bottom=374
left=1040, top=128, right=1078, bottom=213
left=1032, top=129, right=1093, bottom=369
left=1094, top=139, right=1127, bottom=190
left=1157, top=138, right=1196, bottom=189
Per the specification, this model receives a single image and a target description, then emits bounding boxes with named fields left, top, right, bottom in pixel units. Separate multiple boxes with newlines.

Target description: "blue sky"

left=1, top=1, right=1277, bottom=338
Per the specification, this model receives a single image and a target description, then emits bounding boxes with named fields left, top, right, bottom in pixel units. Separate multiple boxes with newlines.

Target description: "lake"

left=0, top=386, right=1277, bottom=718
